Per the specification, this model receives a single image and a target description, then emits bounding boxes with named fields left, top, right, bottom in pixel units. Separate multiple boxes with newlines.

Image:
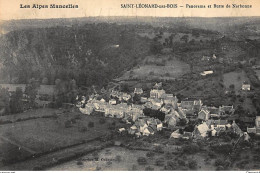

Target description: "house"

left=128, top=125, right=138, bottom=135
left=135, top=132, right=142, bottom=138
left=163, top=95, right=178, bottom=108
left=180, top=100, right=194, bottom=110
left=35, top=99, right=51, bottom=108
left=200, top=70, right=213, bottom=76
left=122, top=93, right=131, bottom=101
left=232, top=121, right=244, bottom=137
left=244, top=132, right=250, bottom=141
left=160, top=106, right=171, bottom=114
left=211, top=129, right=217, bottom=136
left=207, top=106, right=220, bottom=117
left=248, top=116, right=260, bottom=135
left=242, top=84, right=251, bottom=91
left=100, top=98, right=106, bottom=102
left=149, top=98, right=164, bottom=107
left=167, top=117, right=177, bottom=130
left=177, top=107, right=187, bottom=118
left=247, top=127, right=256, bottom=134
left=170, top=130, right=181, bottom=139
left=182, top=132, right=193, bottom=139
left=157, top=122, right=163, bottom=131
left=154, top=82, right=162, bottom=89
left=208, top=120, right=228, bottom=129
left=80, top=103, right=95, bottom=115
left=144, top=102, right=161, bottom=110
left=109, top=99, right=117, bottom=105
left=193, top=100, right=203, bottom=112
left=150, top=89, right=166, bottom=99
left=140, top=97, right=148, bottom=103
left=143, top=127, right=152, bottom=136
left=255, top=116, right=260, bottom=127
left=118, top=128, right=126, bottom=133
left=198, top=110, right=210, bottom=121
left=134, top=88, right=143, bottom=95
left=193, top=122, right=209, bottom=138
left=219, top=105, right=234, bottom=115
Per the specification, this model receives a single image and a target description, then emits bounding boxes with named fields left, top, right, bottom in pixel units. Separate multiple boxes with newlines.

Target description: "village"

left=77, top=82, right=260, bottom=141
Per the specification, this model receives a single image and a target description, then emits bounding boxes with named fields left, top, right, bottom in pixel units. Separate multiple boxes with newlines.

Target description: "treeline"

left=0, top=78, right=78, bottom=115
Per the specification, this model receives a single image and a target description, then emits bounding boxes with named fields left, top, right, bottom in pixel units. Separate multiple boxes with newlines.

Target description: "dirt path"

left=0, top=136, right=37, bottom=154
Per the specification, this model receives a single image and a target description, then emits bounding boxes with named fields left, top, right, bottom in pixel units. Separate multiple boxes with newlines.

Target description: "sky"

left=0, top=0, right=260, bottom=20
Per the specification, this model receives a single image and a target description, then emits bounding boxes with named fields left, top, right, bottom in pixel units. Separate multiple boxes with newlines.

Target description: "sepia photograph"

left=0, top=0, right=260, bottom=171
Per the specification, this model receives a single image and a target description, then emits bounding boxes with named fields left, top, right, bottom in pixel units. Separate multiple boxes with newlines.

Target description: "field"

left=118, top=55, right=190, bottom=81
left=0, top=108, right=58, bottom=123
left=0, top=108, right=126, bottom=167
left=223, top=70, right=249, bottom=94
left=48, top=145, right=218, bottom=171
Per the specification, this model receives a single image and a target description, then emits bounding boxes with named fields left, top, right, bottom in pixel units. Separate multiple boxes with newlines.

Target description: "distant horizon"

left=1, top=15, right=260, bottom=22
left=1, top=0, right=260, bottom=21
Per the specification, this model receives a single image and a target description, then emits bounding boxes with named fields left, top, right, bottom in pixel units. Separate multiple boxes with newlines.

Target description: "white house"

left=200, top=70, right=213, bottom=76
left=242, top=84, right=251, bottom=91
left=109, top=99, right=117, bottom=105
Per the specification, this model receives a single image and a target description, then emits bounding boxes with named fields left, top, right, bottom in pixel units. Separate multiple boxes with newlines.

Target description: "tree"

left=150, top=41, right=163, bottom=54
left=0, top=87, right=10, bottom=115
left=180, top=35, right=189, bottom=43
left=229, top=84, right=235, bottom=90
left=137, top=157, right=147, bottom=165
left=182, top=144, right=200, bottom=154
left=24, top=78, right=38, bottom=108
left=10, top=87, right=23, bottom=113
left=41, top=77, right=49, bottom=84
left=188, top=160, right=197, bottom=169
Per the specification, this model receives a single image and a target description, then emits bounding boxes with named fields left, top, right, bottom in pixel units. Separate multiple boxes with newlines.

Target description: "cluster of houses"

left=78, top=82, right=257, bottom=140
left=78, top=82, right=190, bottom=137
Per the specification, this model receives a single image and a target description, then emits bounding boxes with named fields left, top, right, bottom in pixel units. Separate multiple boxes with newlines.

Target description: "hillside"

left=0, top=23, right=150, bottom=87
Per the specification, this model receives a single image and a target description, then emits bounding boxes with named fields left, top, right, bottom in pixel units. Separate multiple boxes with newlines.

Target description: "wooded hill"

left=0, top=23, right=150, bottom=88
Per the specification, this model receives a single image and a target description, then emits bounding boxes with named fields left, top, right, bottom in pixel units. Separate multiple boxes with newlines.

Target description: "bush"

left=155, top=158, right=165, bottom=166
left=137, top=157, right=147, bottom=165
left=132, top=164, right=137, bottom=170
left=208, top=151, right=216, bottom=158
left=78, top=126, right=88, bottom=132
left=253, top=155, right=260, bottom=161
left=178, top=159, right=186, bottom=166
left=182, top=144, right=200, bottom=154
left=165, top=152, right=173, bottom=160
left=65, top=120, right=72, bottom=128
left=146, top=151, right=155, bottom=158
left=211, top=143, right=232, bottom=154
left=154, top=146, right=164, bottom=153
left=88, top=121, right=94, bottom=128
left=188, top=160, right=197, bottom=170
left=164, top=161, right=177, bottom=170
left=99, top=118, right=106, bottom=124
left=145, top=166, right=154, bottom=171
left=216, top=166, right=225, bottom=170
left=71, top=118, right=77, bottom=124
left=115, top=155, right=122, bottom=162
left=77, top=161, right=83, bottom=165
left=215, top=159, right=225, bottom=167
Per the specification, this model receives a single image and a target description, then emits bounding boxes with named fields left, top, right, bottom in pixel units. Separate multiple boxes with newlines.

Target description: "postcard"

left=0, top=0, right=260, bottom=171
